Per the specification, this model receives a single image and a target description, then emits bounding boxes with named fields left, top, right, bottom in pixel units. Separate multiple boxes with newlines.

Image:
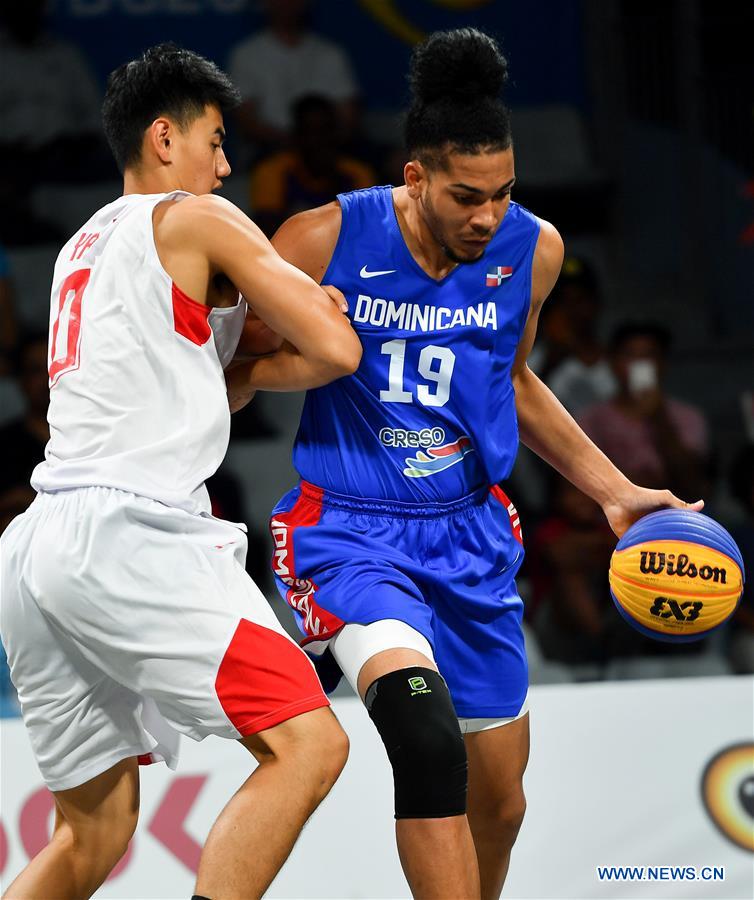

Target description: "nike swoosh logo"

left=360, top=265, right=397, bottom=278
left=498, top=551, right=522, bottom=576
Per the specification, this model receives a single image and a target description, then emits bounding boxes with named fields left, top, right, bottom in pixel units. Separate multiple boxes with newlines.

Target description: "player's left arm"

left=511, top=220, right=704, bottom=537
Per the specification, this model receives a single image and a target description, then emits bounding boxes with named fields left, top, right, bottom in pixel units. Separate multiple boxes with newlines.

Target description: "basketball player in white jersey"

left=0, top=45, right=361, bottom=900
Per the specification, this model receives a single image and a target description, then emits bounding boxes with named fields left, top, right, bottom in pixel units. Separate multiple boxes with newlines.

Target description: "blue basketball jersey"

left=293, top=186, right=541, bottom=502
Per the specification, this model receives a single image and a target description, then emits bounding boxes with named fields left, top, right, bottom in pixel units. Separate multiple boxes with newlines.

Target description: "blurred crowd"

left=516, top=259, right=753, bottom=682
left=1, top=0, right=752, bottom=714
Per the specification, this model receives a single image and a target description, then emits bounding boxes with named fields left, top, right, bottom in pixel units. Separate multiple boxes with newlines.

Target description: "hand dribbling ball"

left=609, top=509, right=745, bottom=642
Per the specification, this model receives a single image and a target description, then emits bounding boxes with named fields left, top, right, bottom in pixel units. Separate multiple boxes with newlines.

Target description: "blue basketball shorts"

left=270, top=481, right=527, bottom=719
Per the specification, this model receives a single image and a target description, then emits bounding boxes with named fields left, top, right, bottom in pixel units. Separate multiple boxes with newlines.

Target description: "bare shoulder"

left=155, top=193, right=248, bottom=239
left=534, top=218, right=565, bottom=273
left=531, top=217, right=565, bottom=306
left=153, top=193, right=269, bottom=272
left=271, top=201, right=342, bottom=283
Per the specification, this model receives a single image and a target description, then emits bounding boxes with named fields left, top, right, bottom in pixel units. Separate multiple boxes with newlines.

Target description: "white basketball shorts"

left=0, top=486, right=329, bottom=791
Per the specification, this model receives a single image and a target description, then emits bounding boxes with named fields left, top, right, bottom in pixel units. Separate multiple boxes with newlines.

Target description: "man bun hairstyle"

left=102, top=43, right=241, bottom=173
left=405, top=28, right=512, bottom=169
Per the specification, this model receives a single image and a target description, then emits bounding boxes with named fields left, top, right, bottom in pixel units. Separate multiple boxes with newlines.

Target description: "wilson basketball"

left=609, top=509, right=744, bottom=642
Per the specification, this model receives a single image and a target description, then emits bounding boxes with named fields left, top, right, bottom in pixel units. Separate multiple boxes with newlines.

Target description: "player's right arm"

left=155, top=194, right=360, bottom=403
left=230, top=203, right=344, bottom=367
left=511, top=219, right=703, bottom=537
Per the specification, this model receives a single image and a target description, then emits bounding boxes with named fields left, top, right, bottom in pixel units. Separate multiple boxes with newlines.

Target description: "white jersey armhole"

left=143, top=190, right=194, bottom=295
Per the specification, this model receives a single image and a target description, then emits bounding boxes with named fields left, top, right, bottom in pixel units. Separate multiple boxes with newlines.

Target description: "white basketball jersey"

left=32, top=192, right=246, bottom=515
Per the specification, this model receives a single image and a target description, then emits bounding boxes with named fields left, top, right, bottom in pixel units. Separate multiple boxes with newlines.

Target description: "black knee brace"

left=365, top=666, right=467, bottom=819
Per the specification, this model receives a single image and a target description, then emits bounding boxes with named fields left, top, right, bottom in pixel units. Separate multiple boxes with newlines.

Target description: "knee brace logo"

left=408, top=676, right=432, bottom=696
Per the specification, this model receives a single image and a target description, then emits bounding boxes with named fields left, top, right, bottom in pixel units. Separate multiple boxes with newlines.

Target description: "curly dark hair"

left=405, top=28, right=512, bottom=169
left=102, top=43, right=240, bottom=173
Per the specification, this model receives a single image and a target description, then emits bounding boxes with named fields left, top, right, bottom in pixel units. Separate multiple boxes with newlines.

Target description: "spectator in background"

left=529, top=473, right=616, bottom=664
left=227, top=0, right=360, bottom=163
left=528, top=255, right=615, bottom=414
left=250, top=94, right=374, bottom=237
left=0, top=0, right=115, bottom=244
left=578, top=322, right=709, bottom=500
left=727, top=444, right=754, bottom=673
left=0, top=331, right=49, bottom=533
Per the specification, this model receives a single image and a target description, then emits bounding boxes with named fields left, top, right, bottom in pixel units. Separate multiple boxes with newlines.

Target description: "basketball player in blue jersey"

left=231, top=28, right=704, bottom=899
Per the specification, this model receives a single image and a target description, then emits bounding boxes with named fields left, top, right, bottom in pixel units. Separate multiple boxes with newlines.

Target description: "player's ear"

left=404, top=160, right=426, bottom=199
left=147, top=117, right=173, bottom=164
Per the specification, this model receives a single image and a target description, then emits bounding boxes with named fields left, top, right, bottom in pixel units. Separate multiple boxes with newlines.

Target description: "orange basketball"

left=609, top=510, right=744, bottom=641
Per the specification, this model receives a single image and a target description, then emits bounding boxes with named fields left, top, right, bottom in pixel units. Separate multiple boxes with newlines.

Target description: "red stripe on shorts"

left=269, top=482, right=345, bottom=643
left=490, top=485, right=523, bottom=544
left=172, top=282, right=211, bottom=345
left=215, top=618, right=328, bottom=736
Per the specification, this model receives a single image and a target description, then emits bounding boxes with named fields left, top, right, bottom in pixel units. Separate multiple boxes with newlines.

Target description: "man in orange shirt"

left=251, top=94, right=374, bottom=236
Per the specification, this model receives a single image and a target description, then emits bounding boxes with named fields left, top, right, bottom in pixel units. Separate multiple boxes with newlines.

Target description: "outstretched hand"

left=602, top=484, right=704, bottom=539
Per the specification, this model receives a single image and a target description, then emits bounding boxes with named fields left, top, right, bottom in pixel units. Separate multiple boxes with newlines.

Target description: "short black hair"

left=102, top=43, right=240, bottom=173
left=609, top=321, right=672, bottom=355
left=405, top=28, right=512, bottom=169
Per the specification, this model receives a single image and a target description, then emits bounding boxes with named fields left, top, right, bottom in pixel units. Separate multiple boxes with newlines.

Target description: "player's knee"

left=276, top=709, right=349, bottom=794
left=314, top=714, right=350, bottom=788
left=502, top=790, right=527, bottom=840
left=91, top=810, right=137, bottom=864
left=55, top=807, right=136, bottom=870
left=366, top=667, right=467, bottom=819
left=476, top=787, right=527, bottom=844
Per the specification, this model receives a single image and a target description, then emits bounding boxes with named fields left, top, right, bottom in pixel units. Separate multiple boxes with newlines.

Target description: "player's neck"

left=122, top=166, right=184, bottom=197
left=393, top=187, right=457, bottom=281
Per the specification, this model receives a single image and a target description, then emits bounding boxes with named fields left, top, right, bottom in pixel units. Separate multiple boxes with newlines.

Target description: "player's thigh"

left=465, top=712, right=530, bottom=813
left=239, top=705, right=347, bottom=770
left=330, top=619, right=438, bottom=700
left=53, top=757, right=140, bottom=850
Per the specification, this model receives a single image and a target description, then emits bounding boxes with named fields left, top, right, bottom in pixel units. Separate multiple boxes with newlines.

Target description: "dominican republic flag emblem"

left=486, top=266, right=513, bottom=286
